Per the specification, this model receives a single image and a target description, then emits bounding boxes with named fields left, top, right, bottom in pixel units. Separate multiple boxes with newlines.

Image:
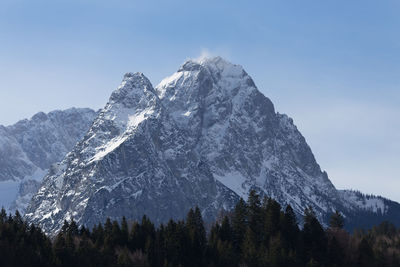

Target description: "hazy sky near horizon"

left=0, top=1, right=399, bottom=201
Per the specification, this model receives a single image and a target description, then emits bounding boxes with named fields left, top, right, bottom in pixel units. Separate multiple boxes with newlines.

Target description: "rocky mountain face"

left=0, top=108, right=96, bottom=213
left=25, top=57, right=400, bottom=234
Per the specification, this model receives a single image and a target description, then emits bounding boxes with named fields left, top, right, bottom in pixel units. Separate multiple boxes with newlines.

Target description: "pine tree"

left=267, top=233, right=287, bottom=267
left=111, top=220, right=122, bottom=246
left=0, top=207, right=6, bottom=223
left=185, top=207, right=206, bottom=266
left=247, top=190, right=263, bottom=245
left=61, top=220, right=70, bottom=234
left=327, top=236, right=344, bottom=267
left=232, top=198, right=247, bottom=252
left=68, top=219, right=79, bottom=236
left=242, top=227, right=260, bottom=266
left=154, top=223, right=166, bottom=267
left=117, top=248, right=133, bottom=267
left=121, top=216, right=129, bottom=246
left=302, top=207, right=327, bottom=266
left=220, top=216, right=232, bottom=242
left=14, top=210, right=23, bottom=226
left=329, top=210, right=345, bottom=229
left=139, top=215, right=156, bottom=265
left=54, top=231, right=75, bottom=266
left=104, top=218, right=113, bottom=236
left=79, top=225, right=91, bottom=240
left=92, top=223, right=105, bottom=248
left=281, top=205, right=299, bottom=250
left=164, top=219, right=182, bottom=266
left=264, top=198, right=282, bottom=245
left=214, top=238, right=236, bottom=266
left=357, top=238, right=375, bottom=267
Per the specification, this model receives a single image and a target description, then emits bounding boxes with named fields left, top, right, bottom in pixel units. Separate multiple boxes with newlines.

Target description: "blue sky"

left=0, top=0, right=399, bottom=201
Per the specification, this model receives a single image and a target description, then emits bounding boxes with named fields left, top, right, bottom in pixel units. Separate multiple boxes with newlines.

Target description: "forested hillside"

left=1, top=191, right=399, bottom=267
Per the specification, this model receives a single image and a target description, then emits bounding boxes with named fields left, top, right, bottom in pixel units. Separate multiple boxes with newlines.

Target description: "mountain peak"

left=109, top=72, right=156, bottom=109
left=120, top=72, right=152, bottom=88
left=194, top=55, right=231, bottom=67
left=123, top=71, right=145, bottom=80
left=179, top=56, right=243, bottom=74
left=157, top=56, right=256, bottom=101
left=31, top=112, right=48, bottom=122
left=74, top=71, right=161, bottom=164
left=25, top=57, right=400, bottom=235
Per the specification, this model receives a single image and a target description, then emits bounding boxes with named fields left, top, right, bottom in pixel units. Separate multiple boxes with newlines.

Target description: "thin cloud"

left=193, top=49, right=214, bottom=62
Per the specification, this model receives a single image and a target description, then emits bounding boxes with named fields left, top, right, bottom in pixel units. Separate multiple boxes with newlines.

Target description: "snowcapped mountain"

left=0, top=108, right=96, bottom=213
left=25, top=57, right=400, bottom=234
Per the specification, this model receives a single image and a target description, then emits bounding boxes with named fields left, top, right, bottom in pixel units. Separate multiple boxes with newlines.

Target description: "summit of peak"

left=192, top=55, right=226, bottom=64
left=178, top=56, right=249, bottom=84
left=108, top=72, right=156, bottom=108
left=196, top=55, right=229, bottom=65
left=122, top=72, right=148, bottom=82
left=156, top=56, right=256, bottom=100
left=117, top=72, right=153, bottom=93
left=179, top=56, right=239, bottom=72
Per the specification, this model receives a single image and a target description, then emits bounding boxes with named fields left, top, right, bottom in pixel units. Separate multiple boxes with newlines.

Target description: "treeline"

left=1, top=191, right=400, bottom=266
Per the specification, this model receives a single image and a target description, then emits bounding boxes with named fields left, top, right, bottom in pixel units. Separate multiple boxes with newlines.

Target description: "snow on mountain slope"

left=25, top=57, right=400, bottom=234
left=26, top=72, right=238, bottom=234
left=155, top=57, right=341, bottom=216
left=0, top=108, right=96, bottom=212
left=0, top=125, right=37, bottom=183
left=340, top=190, right=387, bottom=213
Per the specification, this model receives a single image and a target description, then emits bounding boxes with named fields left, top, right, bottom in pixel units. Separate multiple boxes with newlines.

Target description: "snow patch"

left=91, top=135, right=129, bottom=162
left=341, top=191, right=387, bottom=214
left=214, top=172, right=248, bottom=199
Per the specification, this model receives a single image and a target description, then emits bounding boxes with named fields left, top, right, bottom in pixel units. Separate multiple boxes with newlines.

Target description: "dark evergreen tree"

left=104, top=218, right=113, bottom=236
left=110, top=220, right=122, bottom=246
left=302, top=207, right=327, bottom=266
left=267, top=233, right=290, bottom=267
left=281, top=205, right=299, bottom=250
left=242, top=227, right=260, bottom=266
left=128, top=221, right=140, bottom=251
left=141, top=215, right=156, bottom=266
left=357, top=238, right=375, bottom=267
left=232, top=197, right=247, bottom=252
left=220, top=216, right=232, bottom=242
left=264, top=198, right=282, bottom=244
left=60, top=220, right=70, bottom=234
left=185, top=207, right=206, bottom=266
left=120, top=216, right=129, bottom=246
left=327, top=236, right=344, bottom=267
left=0, top=207, right=7, bottom=223
left=68, top=219, right=79, bottom=236
left=92, top=223, right=105, bottom=248
left=329, top=210, right=345, bottom=229
left=78, top=225, right=90, bottom=238
left=247, top=190, right=263, bottom=245
left=164, top=219, right=183, bottom=266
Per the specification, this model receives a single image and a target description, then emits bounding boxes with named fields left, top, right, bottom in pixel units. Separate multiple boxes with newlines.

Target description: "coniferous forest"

left=1, top=190, right=400, bottom=267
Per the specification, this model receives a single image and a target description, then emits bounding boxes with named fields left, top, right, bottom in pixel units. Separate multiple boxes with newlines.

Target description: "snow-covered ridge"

left=340, top=190, right=388, bottom=214
left=82, top=73, right=160, bottom=163
left=0, top=108, right=96, bottom=212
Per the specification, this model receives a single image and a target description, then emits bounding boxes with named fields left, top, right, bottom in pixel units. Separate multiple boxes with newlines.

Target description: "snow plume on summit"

left=25, top=57, right=400, bottom=234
